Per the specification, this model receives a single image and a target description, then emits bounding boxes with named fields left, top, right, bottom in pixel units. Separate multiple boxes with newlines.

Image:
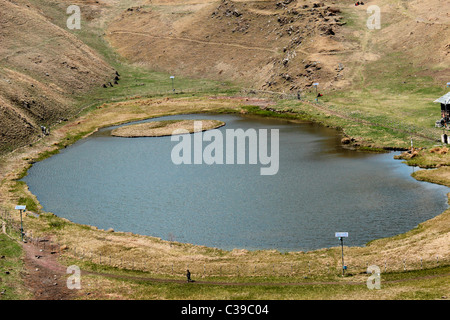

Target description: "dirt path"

left=108, top=30, right=278, bottom=53
left=22, top=239, right=78, bottom=300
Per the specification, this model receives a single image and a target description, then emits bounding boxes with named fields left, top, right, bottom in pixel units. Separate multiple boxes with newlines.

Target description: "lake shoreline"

left=1, top=95, right=449, bottom=282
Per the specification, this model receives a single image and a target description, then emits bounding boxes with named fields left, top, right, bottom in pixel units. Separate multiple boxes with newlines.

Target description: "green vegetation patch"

left=0, top=234, right=29, bottom=299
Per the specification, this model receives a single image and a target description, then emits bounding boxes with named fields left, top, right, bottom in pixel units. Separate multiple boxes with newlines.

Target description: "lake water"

left=23, top=114, right=449, bottom=252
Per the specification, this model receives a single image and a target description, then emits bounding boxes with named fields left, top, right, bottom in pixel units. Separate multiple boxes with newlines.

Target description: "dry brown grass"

left=395, top=147, right=450, bottom=168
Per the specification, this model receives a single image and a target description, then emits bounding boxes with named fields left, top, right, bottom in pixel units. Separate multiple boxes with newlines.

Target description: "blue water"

left=23, top=114, right=449, bottom=252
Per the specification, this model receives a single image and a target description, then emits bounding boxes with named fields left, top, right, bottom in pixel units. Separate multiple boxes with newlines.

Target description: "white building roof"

left=434, top=92, right=450, bottom=104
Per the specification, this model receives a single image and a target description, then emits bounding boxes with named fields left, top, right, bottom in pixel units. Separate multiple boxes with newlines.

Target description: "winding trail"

left=21, top=237, right=449, bottom=300
left=108, top=30, right=278, bottom=53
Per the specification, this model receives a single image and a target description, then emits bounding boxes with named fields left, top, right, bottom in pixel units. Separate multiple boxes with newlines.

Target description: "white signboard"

left=15, top=205, right=26, bottom=210
left=335, top=232, right=348, bottom=238
left=313, top=83, right=319, bottom=86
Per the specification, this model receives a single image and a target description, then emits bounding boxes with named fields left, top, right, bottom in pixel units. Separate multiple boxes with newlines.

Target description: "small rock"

left=341, top=137, right=351, bottom=144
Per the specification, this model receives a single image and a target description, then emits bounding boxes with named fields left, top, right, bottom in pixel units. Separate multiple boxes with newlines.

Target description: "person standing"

left=186, top=269, right=192, bottom=282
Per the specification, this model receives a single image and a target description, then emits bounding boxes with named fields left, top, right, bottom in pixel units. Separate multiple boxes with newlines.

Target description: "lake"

left=23, top=113, right=449, bottom=252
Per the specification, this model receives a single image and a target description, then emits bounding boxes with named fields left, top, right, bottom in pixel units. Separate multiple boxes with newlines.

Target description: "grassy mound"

left=111, top=119, right=225, bottom=137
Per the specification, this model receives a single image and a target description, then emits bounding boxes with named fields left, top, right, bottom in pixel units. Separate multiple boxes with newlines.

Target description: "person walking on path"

left=186, top=269, right=193, bottom=282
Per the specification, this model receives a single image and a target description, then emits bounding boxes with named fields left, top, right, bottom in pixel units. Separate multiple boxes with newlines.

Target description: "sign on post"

left=335, top=232, right=348, bottom=276
left=15, top=205, right=26, bottom=242
left=170, top=76, right=175, bottom=91
left=335, top=232, right=348, bottom=238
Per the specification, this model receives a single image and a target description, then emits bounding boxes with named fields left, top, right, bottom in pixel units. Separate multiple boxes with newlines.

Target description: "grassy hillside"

left=0, top=0, right=117, bottom=154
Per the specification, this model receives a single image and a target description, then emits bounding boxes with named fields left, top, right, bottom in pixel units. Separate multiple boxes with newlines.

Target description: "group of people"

left=355, top=1, right=365, bottom=5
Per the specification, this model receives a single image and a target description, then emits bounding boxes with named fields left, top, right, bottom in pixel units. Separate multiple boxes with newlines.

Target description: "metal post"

left=20, top=209, right=24, bottom=242
left=340, top=237, right=345, bottom=276
left=170, top=76, right=175, bottom=92
left=15, top=206, right=26, bottom=241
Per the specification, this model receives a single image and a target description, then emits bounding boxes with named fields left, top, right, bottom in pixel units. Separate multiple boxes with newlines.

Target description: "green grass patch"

left=34, top=148, right=60, bottom=162
left=8, top=180, right=40, bottom=213
left=357, top=146, right=388, bottom=153
left=17, top=197, right=39, bottom=213
left=0, top=234, right=29, bottom=299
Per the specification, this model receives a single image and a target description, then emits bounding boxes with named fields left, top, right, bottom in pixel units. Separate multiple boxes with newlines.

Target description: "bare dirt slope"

left=106, top=0, right=449, bottom=92
left=107, top=0, right=351, bottom=91
left=0, top=0, right=116, bottom=154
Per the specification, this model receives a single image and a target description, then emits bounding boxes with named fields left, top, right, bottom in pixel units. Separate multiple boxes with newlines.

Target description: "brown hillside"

left=106, top=0, right=351, bottom=92
left=0, top=0, right=116, bottom=154
left=106, top=0, right=449, bottom=92
left=1, top=0, right=449, bottom=153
